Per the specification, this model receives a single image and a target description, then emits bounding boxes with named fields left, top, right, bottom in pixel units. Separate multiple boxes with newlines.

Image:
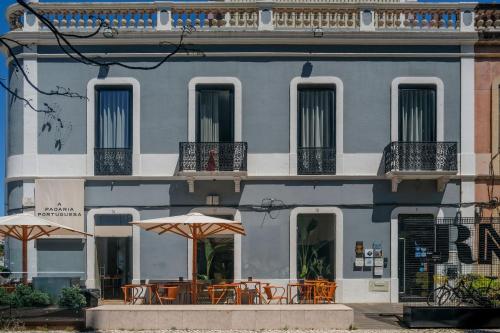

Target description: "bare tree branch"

left=1, top=0, right=204, bottom=150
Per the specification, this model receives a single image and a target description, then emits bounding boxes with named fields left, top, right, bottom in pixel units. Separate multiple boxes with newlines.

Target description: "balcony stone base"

left=86, top=304, right=354, bottom=330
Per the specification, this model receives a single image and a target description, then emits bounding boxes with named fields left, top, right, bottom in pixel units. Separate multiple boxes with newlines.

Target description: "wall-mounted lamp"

left=313, top=27, right=323, bottom=38
left=103, top=26, right=119, bottom=38
left=206, top=195, right=220, bottom=206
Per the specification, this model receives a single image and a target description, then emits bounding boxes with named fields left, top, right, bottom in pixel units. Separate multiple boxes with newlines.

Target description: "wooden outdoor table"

left=287, top=282, right=315, bottom=304
left=155, top=281, right=192, bottom=304
left=209, top=283, right=242, bottom=304
left=122, top=283, right=156, bottom=304
left=239, top=280, right=262, bottom=304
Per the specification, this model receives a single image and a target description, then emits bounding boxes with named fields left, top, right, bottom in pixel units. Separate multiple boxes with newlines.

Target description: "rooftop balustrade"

left=7, top=1, right=488, bottom=34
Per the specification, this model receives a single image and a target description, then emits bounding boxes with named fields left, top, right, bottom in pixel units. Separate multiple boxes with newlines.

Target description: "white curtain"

left=96, top=89, right=131, bottom=148
left=298, top=88, right=335, bottom=148
left=399, top=87, right=436, bottom=142
left=197, top=88, right=234, bottom=142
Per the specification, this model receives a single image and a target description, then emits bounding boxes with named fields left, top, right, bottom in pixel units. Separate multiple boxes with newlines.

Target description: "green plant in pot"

left=59, top=286, right=86, bottom=311
left=298, top=218, right=331, bottom=280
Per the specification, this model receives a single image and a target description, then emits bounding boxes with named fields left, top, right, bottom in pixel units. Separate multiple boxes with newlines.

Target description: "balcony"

left=179, top=142, right=247, bottom=192
left=94, top=148, right=132, bottom=176
left=297, top=147, right=336, bottom=175
left=8, top=2, right=480, bottom=34
left=383, top=141, right=458, bottom=192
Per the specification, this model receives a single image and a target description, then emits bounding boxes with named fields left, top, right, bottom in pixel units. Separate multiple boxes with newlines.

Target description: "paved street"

left=346, top=303, right=405, bottom=329
left=9, top=329, right=500, bottom=333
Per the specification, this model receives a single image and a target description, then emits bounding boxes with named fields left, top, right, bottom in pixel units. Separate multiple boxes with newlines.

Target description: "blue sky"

left=0, top=0, right=495, bottom=216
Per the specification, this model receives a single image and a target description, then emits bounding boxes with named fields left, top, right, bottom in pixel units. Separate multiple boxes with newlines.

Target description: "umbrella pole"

left=192, top=237, right=197, bottom=304
left=22, top=226, right=28, bottom=285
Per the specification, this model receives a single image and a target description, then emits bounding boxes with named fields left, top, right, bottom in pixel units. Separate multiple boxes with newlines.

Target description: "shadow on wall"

left=371, top=179, right=451, bottom=223
left=301, top=61, right=313, bottom=78
left=168, top=180, right=243, bottom=208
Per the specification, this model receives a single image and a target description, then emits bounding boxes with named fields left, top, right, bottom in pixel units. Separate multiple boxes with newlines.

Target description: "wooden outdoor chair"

left=239, top=282, right=262, bottom=304
left=155, top=285, right=179, bottom=304
left=121, top=285, right=147, bottom=304
left=314, top=282, right=336, bottom=304
left=262, top=285, right=287, bottom=304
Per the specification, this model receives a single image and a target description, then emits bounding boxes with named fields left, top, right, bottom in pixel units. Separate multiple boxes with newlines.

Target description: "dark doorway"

left=96, top=237, right=132, bottom=299
left=196, top=215, right=235, bottom=283
left=398, top=214, right=435, bottom=302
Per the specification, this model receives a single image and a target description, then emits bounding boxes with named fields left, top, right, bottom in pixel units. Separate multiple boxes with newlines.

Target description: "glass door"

left=398, top=214, right=435, bottom=302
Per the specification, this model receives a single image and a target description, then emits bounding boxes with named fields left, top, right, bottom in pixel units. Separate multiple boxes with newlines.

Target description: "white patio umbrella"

left=0, top=214, right=92, bottom=284
left=131, top=212, right=245, bottom=303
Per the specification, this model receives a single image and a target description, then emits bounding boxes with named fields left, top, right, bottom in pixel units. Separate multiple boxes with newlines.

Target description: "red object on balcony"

left=207, top=149, right=216, bottom=171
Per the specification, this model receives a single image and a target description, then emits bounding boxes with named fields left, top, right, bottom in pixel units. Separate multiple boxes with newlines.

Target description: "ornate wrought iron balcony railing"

left=297, top=147, right=336, bottom=175
left=179, top=142, right=248, bottom=172
left=94, top=148, right=133, bottom=175
left=384, top=141, right=458, bottom=174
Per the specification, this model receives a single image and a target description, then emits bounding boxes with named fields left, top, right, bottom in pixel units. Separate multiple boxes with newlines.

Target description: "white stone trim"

left=23, top=47, right=38, bottom=176
left=460, top=45, right=475, bottom=176
left=187, top=207, right=242, bottom=281
left=391, top=77, right=445, bottom=142
left=188, top=77, right=242, bottom=142
left=23, top=210, right=37, bottom=281
left=289, top=207, right=344, bottom=302
left=86, top=208, right=140, bottom=288
left=460, top=180, right=475, bottom=218
left=86, top=78, right=141, bottom=176
left=390, top=207, right=444, bottom=303
left=289, top=77, right=344, bottom=175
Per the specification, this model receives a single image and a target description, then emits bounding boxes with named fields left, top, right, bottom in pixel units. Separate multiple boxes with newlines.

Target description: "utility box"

left=369, top=280, right=389, bottom=292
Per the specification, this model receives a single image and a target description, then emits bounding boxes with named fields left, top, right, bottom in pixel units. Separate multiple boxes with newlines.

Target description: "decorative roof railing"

left=7, top=1, right=484, bottom=33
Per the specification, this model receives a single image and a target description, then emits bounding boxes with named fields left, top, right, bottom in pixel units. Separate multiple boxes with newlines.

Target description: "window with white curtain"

left=297, top=86, right=335, bottom=149
left=95, top=87, right=132, bottom=149
left=196, top=86, right=234, bottom=142
left=398, top=85, right=437, bottom=142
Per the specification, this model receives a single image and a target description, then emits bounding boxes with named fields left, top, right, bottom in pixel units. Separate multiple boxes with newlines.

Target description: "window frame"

left=94, top=85, right=133, bottom=149
left=188, top=77, right=242, bottom=142
left=391, top=77, right=444, bottom=142
left=86, top=77, right=140, bottom=176
left=397, top=84, right=438, bottom=142
left=195, top=84, right=236, bottom=143
left=297, top=85, right=336, bottom=149
left=290, top=76, right=344, bottom=175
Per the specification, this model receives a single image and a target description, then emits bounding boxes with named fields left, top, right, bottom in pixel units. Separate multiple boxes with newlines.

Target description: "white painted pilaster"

left=460, top=180, right=475, bottom=217
left=156, top=5, right=172, bottom=31
left=23, top=47, right=38, bottom=176
left=460, top=44, right=475, bottom=177
left=23, top=1, right=40, bottom=32
left=359, top=10, right=375, bottom=32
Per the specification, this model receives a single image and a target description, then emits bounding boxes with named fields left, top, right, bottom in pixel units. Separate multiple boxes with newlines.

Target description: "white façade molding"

left=188, top=77, right=242, bottom=142
left=23, top=47, right=38, bottom=175
left=289, top=76, right=344, bottom=175
left=389, top=206, right=444, bottom=303
left=187, top=207, right=242, bottom=281
left=289, top=207, right=344, bottom=302
left=86, top=77, right=141, bottom=176
left=390, top=77, right=444, bottom=142
left=460, top=45, right=475, bottom=176
left=86, top=207, right=141, bottom=288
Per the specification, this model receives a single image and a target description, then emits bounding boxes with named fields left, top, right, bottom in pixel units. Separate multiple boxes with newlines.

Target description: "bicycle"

left=427, top=274, right=499, bottom=307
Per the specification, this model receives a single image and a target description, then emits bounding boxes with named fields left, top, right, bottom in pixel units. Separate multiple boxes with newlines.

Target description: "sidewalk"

left=346, top=303, right=404, bottom=329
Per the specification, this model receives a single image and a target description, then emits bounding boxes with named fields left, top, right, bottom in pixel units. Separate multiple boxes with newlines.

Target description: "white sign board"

left=35, top=179, right=85, bottom=233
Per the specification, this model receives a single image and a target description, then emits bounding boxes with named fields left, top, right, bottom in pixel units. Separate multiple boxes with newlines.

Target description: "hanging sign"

left=35, top=179, right=85, bottom=232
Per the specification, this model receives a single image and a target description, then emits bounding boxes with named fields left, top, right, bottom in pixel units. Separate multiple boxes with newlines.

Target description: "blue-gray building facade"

left=3, top=0, right=478, bottom=303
